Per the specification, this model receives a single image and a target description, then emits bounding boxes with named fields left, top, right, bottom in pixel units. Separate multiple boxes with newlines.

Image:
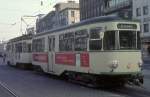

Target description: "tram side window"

left=12, top=44, right=15, bottom=52
left=89, top=28, right=102, bottom=51
left=103, top=31, right=116, bottom=50
left=15, top=43, right=22, bottom=53
left=49, top=38, right=52, bottom=51
left=28, top=44, right=32, bottom=52
left=22, top=42, right=31, bottom=53
left=32, top=38, right=45, bottom=52
left=32, top=40, right=36, bottom=52
left=22, top=42, right=27, bottom=53
left=6, top=44, right=11, bottom=52
left=15, top=44, right=17, bottom=53
left=59, top=32, right=74, bottom=51
left=59, top=35, right=65, bottom=51
left=75, top=30, right=88, bottom=51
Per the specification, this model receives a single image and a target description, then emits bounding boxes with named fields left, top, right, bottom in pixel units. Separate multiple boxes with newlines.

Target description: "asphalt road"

left=0, top=65, right=124, bottom=97
left=0, top=58, right=150, bottom=97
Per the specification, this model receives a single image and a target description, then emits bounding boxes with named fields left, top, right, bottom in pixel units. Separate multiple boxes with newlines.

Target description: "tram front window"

left=103, top=31, right=116, bottom=50
left=119, top=31, right=137, bottom=50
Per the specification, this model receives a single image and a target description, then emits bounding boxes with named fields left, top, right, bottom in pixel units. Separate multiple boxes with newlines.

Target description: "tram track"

left=0, top=81, right=20, bottom=97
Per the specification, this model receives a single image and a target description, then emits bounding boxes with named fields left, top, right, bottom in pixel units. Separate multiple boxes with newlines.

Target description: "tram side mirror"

left=99, top=32, right=104, bottom=40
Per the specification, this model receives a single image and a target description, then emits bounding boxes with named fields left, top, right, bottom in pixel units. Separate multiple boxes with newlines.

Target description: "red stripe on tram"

left=80, top=53, right=90, bottom=67
left=33, top=53, right=48, bottom=63
left=55, top=53, right=76, bottom=66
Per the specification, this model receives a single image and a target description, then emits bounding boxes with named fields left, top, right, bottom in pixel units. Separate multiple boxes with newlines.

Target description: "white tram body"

left=6, top=34, right=32, bottom=68
left=32, top=16, right=143, bottom=85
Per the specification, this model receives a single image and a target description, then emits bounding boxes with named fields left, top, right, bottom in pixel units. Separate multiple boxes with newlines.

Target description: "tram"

left=32, top=16, right=143, bottom=86
left=6, top=34, right=32, bottom=69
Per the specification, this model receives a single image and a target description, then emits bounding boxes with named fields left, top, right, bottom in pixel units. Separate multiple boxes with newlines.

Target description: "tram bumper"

left=96, top=72, right=144, bottom=86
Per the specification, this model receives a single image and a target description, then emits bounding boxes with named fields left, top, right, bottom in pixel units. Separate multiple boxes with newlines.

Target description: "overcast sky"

left=0, top=0, right=79, bottom=41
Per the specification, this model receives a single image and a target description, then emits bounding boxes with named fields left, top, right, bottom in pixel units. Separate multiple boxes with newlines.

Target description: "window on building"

left=71, top=11, right=75, bottom=17
left=136, top=8, right=141, bottom=16
left=143, top=5, right=149, bottom=15
left=144, top=23, right=149, bottom=33
left=75, top=30, right=88, bottom=51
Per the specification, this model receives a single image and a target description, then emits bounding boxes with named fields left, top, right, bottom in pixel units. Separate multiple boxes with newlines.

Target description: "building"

left=36, top=0, right=80, bottom=33
left=133, top=0, right=150, bottom=41
left=133, top=0, right=150, bottom=55
left=36, top=11, right=57, bottom=33
left=54, top=0, right=80, bottom=27
left=79, top=0, right=105, bottom=20
left=79, top=0, right=132, bottom=21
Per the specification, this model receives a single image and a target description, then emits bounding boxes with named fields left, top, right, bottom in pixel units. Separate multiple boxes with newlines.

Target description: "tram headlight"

left=138, top=60, right=143, bottom=67
left=110, top=60, right=119, bottom=69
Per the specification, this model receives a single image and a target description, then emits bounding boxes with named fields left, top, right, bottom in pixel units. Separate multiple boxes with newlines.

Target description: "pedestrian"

left=147, top=46, right=150, bottom=55
left=3, top=54, right=6, bottom=63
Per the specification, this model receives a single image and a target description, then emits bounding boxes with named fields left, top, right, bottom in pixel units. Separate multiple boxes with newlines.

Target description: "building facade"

left=133, top=0, right=150, bottom=55
left=133, top=0, right=150, bottom=40
left=36, top=11, right=57, bottom=33
left=79, top=0, right=105, bottom=20
left=54, top=0, right=80, bottom=27
left=79, top=0, right=132, bottom=21
left=36, top=1, right=80, bottom=33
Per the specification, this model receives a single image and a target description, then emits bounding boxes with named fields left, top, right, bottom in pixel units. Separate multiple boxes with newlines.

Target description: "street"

left=0, top=58, right=150, bottom=97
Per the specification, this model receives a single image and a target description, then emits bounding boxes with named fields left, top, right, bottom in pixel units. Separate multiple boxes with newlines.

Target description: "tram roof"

left=36, top=15, right=139, bottom=36
left=8, top=34, right=33, bottom=43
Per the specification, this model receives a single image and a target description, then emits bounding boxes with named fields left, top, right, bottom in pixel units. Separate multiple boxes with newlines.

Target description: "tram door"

left=48, top=36, right=55, bottom=73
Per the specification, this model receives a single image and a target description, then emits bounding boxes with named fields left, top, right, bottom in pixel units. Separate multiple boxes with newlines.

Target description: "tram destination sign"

left=117, top=24, right=137, bottom=29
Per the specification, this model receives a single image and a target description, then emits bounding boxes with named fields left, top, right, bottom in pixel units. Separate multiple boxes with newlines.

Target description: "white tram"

left=6, top=34, right=32, bottom=69
left=32, top=16, right=143, bottom=86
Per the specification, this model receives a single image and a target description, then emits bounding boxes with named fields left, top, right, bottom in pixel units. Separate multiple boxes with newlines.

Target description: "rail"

left=0, top=81, right=20, bottom=97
